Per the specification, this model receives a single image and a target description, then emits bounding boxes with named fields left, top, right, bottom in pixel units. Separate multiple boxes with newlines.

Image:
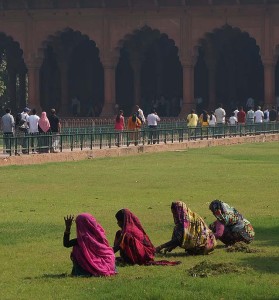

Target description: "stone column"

left=179, top=61, right=195, bottom=117
left=263, top=60, right=276, bottom=107
left=26, top=60, right=42, bottom=110
left=100, top=61, right=116, bottom=116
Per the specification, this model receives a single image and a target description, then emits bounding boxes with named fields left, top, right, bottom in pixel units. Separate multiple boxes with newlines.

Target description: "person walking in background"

left=254, top=106, right=264, bottom=133
left=127, top=113, right=141, bottom=145
left=263, top=106, right=269, bottom=123
left=38, top=111, right=51, bottom=153
left=234, top=106, right=239, bottom=122
left=209, top=200, right=255, bottom=246
left=48, top=108, right=61, bottom=153
left=156, top=201, right=216, bottom=255
left=214, top=103, right=226, bottom=137
left=208, top=111, right=216, bottom=137
left=269, top=106, right=277, bottom=122
left=228, top=111, right=238, bottom=136
left=63, top=214, right=116, bottom=277
left=237, top=106, right=246, bottom=125
left=135, top=105, right=145, bottom=124
left=246, top=107, right=255, bottom=125
left=199, top=110, right=209, bottom=127
left=147, top=109, right=160, bottom=144
left=114, top=110, right=125, bottom=146
left=186, top=109, right=198, bottom=139
left=20, top=107, right=31, bottom=153
left=27, top=109, right=40, bottom=153
left=1, top=108, right=14, bottom=155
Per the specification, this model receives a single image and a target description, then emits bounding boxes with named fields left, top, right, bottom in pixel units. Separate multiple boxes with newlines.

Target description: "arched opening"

left=195, top=25, right=263, bottom=114
left=40, top=46, right=61, bottom=112
left=40, top=29, right=104, bottom=116
left=116, top=26, right=182, bottom=116
left=0, top=32, right=27, bottom=115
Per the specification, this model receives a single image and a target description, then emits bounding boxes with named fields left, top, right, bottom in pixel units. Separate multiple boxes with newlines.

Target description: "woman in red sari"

left=113, top=209, right=155, bottom=265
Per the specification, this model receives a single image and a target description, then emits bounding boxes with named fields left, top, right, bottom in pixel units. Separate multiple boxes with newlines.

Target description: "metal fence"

left=1, top=122, right=278, bottom=156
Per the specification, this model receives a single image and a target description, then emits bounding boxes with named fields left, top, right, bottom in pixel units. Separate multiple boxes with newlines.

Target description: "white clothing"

left=214, top=107, right=226, bottom=124
left=21, top=112, right=29, bottom=129
left=28, top=115, right=40, bottom=133
left=208, top=115, right=216, bottom=126
left=246, top=110, right=255, bottom=122
left=229, top=116, right=237, bottom=125
left=147, top=113, right=160, bottom=126
left=254, top=110, right=264, bottom=123
left=234, top=109, right=239, bottom=121
left=137, top=108, right=145, bottom=123
left=263, top=109, right=269, bottom=122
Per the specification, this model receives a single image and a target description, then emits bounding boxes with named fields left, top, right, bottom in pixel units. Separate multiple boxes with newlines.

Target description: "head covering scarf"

left=171, top=201, right=216, bottom=253
left=209, top=200, right=255, bottom=243
left=38, top=112, right=50, bottom=133
left=115, top=209, right=155, bottom=265
left=72, top=213, right=116, bottom=276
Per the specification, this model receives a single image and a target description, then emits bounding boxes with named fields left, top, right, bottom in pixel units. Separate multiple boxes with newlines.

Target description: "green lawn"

left=0, top=142, right=278, bottom=300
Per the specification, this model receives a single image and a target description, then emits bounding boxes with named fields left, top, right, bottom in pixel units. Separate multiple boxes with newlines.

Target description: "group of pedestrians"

left=187, top=104, right=278, bottom=128
left=114, top=105, right=161, bottom=145
left=63, top=199, right=254, bottom=277
left=1, top=107, right=61, bottom=154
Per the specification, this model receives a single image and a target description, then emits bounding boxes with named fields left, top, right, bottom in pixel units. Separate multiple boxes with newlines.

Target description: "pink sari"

left=72, top=213, right=116, bottom=276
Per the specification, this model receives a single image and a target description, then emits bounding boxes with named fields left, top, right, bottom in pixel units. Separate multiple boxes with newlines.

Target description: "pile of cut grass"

left=188, top=260, right=250, bottom=277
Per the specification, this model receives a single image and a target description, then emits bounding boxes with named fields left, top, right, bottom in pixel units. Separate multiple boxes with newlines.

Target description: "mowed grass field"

left=0, top=142, right=278, bottom=300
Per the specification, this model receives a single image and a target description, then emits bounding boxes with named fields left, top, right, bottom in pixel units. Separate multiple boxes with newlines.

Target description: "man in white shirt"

left=135, top=105, right=145, bottom=124
left=214, top=103, right=226, bottom=124
left=147, top=109, right=160, bottom=144
left=214, top=103, right=226, bottom=137
left=27, top=108, right=40, bottom=153
left=254, top=106, right=264, bottom=123
left=254, top=106, right=264, bottom=134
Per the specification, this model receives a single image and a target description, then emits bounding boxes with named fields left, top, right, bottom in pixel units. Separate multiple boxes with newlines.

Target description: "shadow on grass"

left=240, top=256, right=279, bottom=274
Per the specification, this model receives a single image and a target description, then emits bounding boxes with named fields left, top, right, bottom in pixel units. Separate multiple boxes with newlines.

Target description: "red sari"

left=114, top=209, right=155, bottom=264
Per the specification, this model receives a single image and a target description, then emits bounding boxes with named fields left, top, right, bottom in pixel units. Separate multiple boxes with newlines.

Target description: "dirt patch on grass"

left=188, top=260, right=250, bottom=277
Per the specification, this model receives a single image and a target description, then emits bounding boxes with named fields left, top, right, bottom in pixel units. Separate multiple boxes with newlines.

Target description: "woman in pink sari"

left=63, top=213, right=116, bottom=277
left=38, top=112, right=51, bottom=153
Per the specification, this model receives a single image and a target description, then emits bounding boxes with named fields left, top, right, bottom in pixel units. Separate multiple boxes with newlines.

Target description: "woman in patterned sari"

left=156, top=201, right=216, bottom=255
left=209, top=200, right=255, bottom=245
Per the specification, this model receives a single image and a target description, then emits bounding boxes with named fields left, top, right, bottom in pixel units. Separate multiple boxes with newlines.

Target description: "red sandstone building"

left=0, top=0, right=279, bottom=117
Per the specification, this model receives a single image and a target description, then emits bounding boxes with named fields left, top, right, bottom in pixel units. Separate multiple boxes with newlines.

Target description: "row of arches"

left=1, top=25, right=279, bottom=116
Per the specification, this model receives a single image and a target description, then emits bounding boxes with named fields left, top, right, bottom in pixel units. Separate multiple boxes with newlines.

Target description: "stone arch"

left=193, top=24, right=263, bottom=112
left=0, top=32, right=27, bottom=114
left=39, top=28, right=104, bottom=116
left=115, top=25, right=183, bottom=116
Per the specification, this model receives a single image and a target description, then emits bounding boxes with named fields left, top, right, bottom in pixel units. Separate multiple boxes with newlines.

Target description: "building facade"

left=0, top=0, right=279, bottom=116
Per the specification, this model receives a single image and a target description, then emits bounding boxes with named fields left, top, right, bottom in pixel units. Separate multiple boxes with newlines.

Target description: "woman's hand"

left=64, top=215, right=74, bottom=232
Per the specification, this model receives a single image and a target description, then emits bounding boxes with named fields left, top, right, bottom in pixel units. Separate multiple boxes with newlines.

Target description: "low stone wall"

left=0, top=134, right=278, bottom=167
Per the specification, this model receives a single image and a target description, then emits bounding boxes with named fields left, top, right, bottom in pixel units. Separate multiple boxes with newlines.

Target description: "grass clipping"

left=225, top=242, right=260, bottom=253
left=188, top=260, right=250, bottom=278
